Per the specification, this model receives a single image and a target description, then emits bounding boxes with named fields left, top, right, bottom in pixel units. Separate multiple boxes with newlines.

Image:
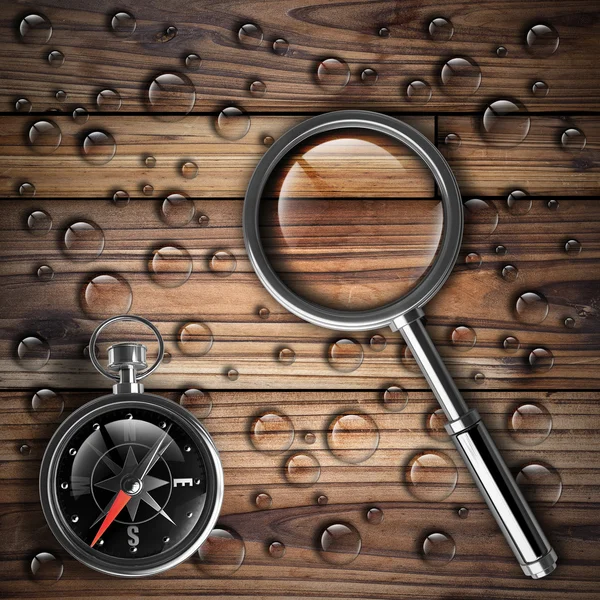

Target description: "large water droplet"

left=209, top=250, right=237, bottom=276
left=29, top=120, right=62, bottom=154
left=27, top=210, right=52, bottom=235
left=482, top=99, right=530, bottom=146
left=464, top=199, right=498, bottom=234
left=516, top=462, right=562, bottom=506
left=161, top=193, right=195, bottom=226
left=31, top=389, right=64, bottom=421
left=197, top=527, right=245, bottom=576
left=272, top=38, right=289, bottom=56
left=251, top=411, right=294, bottom=452
left=147, top=72, right=196, bottom=116
left=180, top=389, right=212, bottom=418
left=327, top=413, right=379, bottom=464
left=269, top=541, right=286, bottom=558
left=285, top=452, right=321, bottom=485
left=18, top=336, right=50, bottom=371
left=149, top=245, right=193, bottom=287
left=82, top=131, right=116, bottom=165
left=526, top=24, right=559, bottom=57
left=515, top=292, right=549, bottom=324
left=111, top=11, right=136, bottom=36
left=532, top=81, right=549, bottom=97
left=20, top=14, right=52, bottom=44
left=507, top=189, right=532, bottom=215
left=178, top=322, right=214, bottom=356
left=316, top=58, right=350, bottom=92
left=509, top=403, right=552, bottom=446
left=327, top=339, right=363, bottom=373
left=319, top=523, right=361, bottom=565
left=440, top=57, right=481, bottom=95
left=406, top=80, right=432, bottom=104
left=422, top=532, right=455, bottom=565
left=561, top=128, right=586, bottom=152
left=238, top=23, right=263, bottom=47
left=428, top=17, right=454, bottom=41
left=63, top=221, right=105, bottom=261
left=216, top=107, right=250, bottom=140
left=30, top=552, right=63, bottom=583
left=48, top=50, right=64, bottom=67
left=406, top=451, right=458, bottom=501
left=255, top=492, right=272, bottom=509
left=529, top=347, right=554, bottom=372
left=451, top=325, right=476, bottom=351
left=81, top=273, right=132, bottom=318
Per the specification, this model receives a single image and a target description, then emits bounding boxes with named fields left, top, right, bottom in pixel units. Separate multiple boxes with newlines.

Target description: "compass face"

left=40, top=393, right=223, bottom=577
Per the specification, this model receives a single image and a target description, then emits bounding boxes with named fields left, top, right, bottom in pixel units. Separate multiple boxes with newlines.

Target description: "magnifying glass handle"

left=392, top=309, right=558, bottom=579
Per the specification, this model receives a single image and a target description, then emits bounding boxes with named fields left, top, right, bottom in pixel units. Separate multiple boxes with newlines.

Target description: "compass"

left=40, top=316, right=224, bottom=577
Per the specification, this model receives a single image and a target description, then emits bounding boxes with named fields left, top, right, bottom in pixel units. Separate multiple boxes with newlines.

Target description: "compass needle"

left=91, top=490, right=132, bottom=547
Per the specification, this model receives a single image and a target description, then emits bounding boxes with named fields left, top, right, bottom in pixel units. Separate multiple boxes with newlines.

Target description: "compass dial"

left=40, top=393, right=223, bottom=577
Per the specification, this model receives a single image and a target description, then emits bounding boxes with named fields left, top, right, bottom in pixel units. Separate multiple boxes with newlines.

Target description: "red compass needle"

left=91, top=490, right=131, bottom=548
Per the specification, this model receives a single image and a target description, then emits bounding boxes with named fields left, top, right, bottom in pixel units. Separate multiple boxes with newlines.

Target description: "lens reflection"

left=259, top=128, right=444, bottom=311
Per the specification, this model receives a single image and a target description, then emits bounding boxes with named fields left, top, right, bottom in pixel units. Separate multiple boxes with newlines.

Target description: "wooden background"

left=0, top=0, right=599, bottom=598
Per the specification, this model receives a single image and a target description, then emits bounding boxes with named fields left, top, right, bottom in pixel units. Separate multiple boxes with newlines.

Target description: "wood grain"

left=1, top=390, right=599, bottom=598
left=1, top=0, right=599, bottom=113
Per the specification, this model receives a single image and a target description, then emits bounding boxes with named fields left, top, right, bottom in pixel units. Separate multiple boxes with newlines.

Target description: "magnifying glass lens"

left=259, top=128, right=444, bottom=311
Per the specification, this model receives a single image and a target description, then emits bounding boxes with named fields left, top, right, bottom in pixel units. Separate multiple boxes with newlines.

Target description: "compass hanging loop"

left=88, top=315, right=165, bottom=394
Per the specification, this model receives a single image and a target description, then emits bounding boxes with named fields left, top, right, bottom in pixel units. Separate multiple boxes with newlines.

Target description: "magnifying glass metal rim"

left=243, top=109, right=463, bottom=331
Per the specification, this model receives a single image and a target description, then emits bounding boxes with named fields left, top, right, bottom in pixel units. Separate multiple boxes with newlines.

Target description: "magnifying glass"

left=244, top=110, right=557, bottom=578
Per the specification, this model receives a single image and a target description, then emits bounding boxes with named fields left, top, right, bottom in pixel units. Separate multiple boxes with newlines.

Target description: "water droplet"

left=209, top=250, right=237, bottom=276
left=55, top=90, right=67, bottom=102
left=185, top=54, right=201, bottom=70
left=180, top=389, right=212, bottom=418
left=97, top=89, right=121, bottom=111
left=18, top=336, right=50, bottom=371
left=496, top=46, right=508, bottom=57
left=366, top=507, right=384, bottom=525
left=316, top=58, right=350, bottom=92
left=20, top=443, right=31, bottom=455
left=272, top=38, right=289, bottom=56
left=285, top=452, right=320, bottom=485
left=47, top=50, right=64, bottom=67
left=249, top=80, right=267, bottom=97
left=30, top=552, right=63, bottom=583
left=502, top=264, right=519, bottom=281
left=268, top=541, right=286, bottom=558
left=181, top=161, right=198, bottom=179
left=495, top=245, right=507, bottom=255
left=216, top=106, right=250, bottom=140
left=406, top=80, right=432, bottom=104
left=29, top=120, right=62, bottom=154
left=63, top=221, right=105, bottom=261
left=278, top=347, right=295, bottom=365
left=464, top=199, right=498, bottom=234
left=507, top=189, right=532, bottom=215
left=226, top=368, right=239, bottom=381
left=516, top=462, right=562, bottom=506
left=515, top=292, right=549, bottom=324
left=440, top=57, right=482, bottom=95
left=198, top=214, right=209, bottom=226
left=178, top=322, right=214, bottom=356
left=31, top=389, right=64, bottom=421
left=159, top=26, right=177, bottom=42
left=16, top=98, right=32, bottom=113
left=465, top=252, right=482, bottom=269
left=382, top=386, right=408, bottom=412
left=503, top=336, right=521, bottom=353
left=564, top=317, right=576, bottom=328
left=19, top=182, right=36, bottom=197
left=369, top=334, right=387, bottom=351
left=72, top=107, right=89, bottom=124
left=422, top=532, right=455, bottom=565
left=81, top=273, right=132, bottom=318
left=238, top=23, right=263, bottom=47
left=509, top=403, right=552, bottom=446
left=20, top=14, right=52, bottom=44
left=255, top=492, right=272, bottom=509
left=378, top=27, right=390, bottom=38
left=319, top=523, right=361, bottom=565
left=263, top=136, right=274, bottom=146
left=111, top=11, right=136, bottom=36
left=327, top=413, right=379, bottom=464
left=458, top=507, right=469, bottom=518
left=444, top=133, right=461, bottom=149
left=474, top=372, right=486, bottom=384
left=406, top=451, right=458, bottom=501
left=451, top=325, right=476, bottom=351
left=547, top=199, right=559, bottom=211
left=428, top=17, right=454, bottom=41
left=197, top=527, right=246, bottom=576
left=82, top=131, right=116, bottom=165
left=142, top=184, right=154, bottom=196
left=112, top=190, right=129, bottom=206
left=327, top=339, right=363, bottom=373
left=251, top=411, right=294, bottom=452
left=304, top=432, right=316, bottom=444
left=482, top=99, right=530, bottom=146
left=426, top=408, right=447, bottom=439
left=258, top=307, right=270, bottom=319
left=561, top=128, right=586, bottom=152
left=317, top=494, right=328, bottom=505
left=144, top=155, right=154, bottom=167
left=149, top=245, right=193, bottom=287
left=532, top=81, right=549, bottom=97
left=529, top=348, right=554, bottom=372
left=147, top=72, right=196, bottom=116
left=37, top=265, right=54, bottom=281
left=161, top=193, right=195, bottom=226
left=526, top=24, right=559, bottom=57
left=360, top=68, right=378, bottom=85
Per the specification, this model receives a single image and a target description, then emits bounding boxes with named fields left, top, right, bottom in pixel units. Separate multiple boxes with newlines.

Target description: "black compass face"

left=41, top=394, right=222, bottom=575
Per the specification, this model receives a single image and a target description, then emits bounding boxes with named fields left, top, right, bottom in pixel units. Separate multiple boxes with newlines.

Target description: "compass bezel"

left=39, top=392, right=224, bottom=578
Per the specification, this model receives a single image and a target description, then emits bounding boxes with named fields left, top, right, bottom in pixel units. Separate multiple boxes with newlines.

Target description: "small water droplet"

left=547, top=199, right=559, bottom=210
left=142, top=184, right=154, bottom=196
left=30, top=552, right=63, bottom=583
left=18, top=336, right=50, bottom=371
left=531, top=81, right=549, bottom=98
left=209, top=250, right=237, bottom=276
left=406, top=80, right=432, bottom=104
left=327, top=339, right=363, bottom=373
left=63, top=221, right=105, bottom=261
left=444, top=133, right=461, bottom=149
left=27, top=210, right=52, bottom=235
left=406, top=451, right=458, bottom=501
left=509, top=403, right=552, bottom=446
left=238, top=23, right=263, bottom=47
left=82, top=131, right=116, bottom=165
left=111, top=11, right=136, bottom=36
left=216, top=106, right=250, bottom=140
left=507, top=189, right=532, bottom=215
left=37, top=265, right=54, bottom=281
left=20, top=14, right=53, bottom=44
left=495, top=245, right=507, bottom=255
left=474, top=372, right=486, bottom=384
left=366, top=507, right=383, bottom=524
left=47, top=50, right=64, bottom=67
left=317, top=494, right=328, bottom=505
left=360, top=68, right=378, bottom=85
left=464, top=199, right=498, bottom=234
left=258, top=307, right=270, bottom=319
left=369, top=334, right=387, bottom=351
left=19, top=182, right=36, bottom=197
left=278, top=347, right=295, bottom=365
left=503, top=336, right=521, bottom=353
left=263, top=136, right=274, bottom=146
left=185, top=54, right=201, bottom=70
left=31, top=389, right=64, bottom=421
left=251, top=411, right=294, bottom=452
left=159, top=26, right=177, bottom=42
left=97, top=89, right=121, bottom=111
left=564, top=317, right=576, bottom=328
left=255, top=493, right=272, bottom=509
left=382, top=386, right=408, bottom=412
left=197, top=527, right=246, bottom=576
left=81, top=273, right=132, bottom=318
left=516, top=462, right=562, bottom=506
left=426, top=408, right=447, bottom=439
left=458, top=507, right=469, bottom=518
left=72, top=107, right=89, bottom=124
left=55, top=90, right=67, bottom=102
left=227, top=368, right=239, bottom=381
left=20, top=443, right=31, bottom=455
left=29, top=120, right=62, bottom=154
left=526, top=24, right=559, bottom=57
left=422, top=532, right=455, bottom=565
left=316, top=58, right=350, bottom=92
left=147, top=72, right=196, bottom=116
left=149, top=245, right=193, bottom=287
left=529, top=348, right=554, bottom=372
left=319, top=523, right=361, bottom=565
left=482, top=99, right=530, bottom=146
left=285, top=452, right=320, bottom=485
left=378, top=27, right=390, bottom=38
left=161, top=193, right=195, bottom=227
left=502, top=264, right=519, bottom=281
left=144, top=155, right=156, bottom=168
left=178, top=322, right=214, bottom=356
left=451, top=325, right=476, bottom=351
left=515, top=292, right=549, bottom=324
left=465, top=252, right=482, bottom=269
left=440, top=57, right=482, bottom=96
left=249, top=80, right=267, bottom=97
left=69, top=447, right=77, bottom=456
left=429, top=17, right=454, bottom=41
left=112, top=190, right=129, bottom=206
left=268, top=541, right=286, bottom=558
left=16, top=98, right=32, bottom=113
left=304, top=432, right=316, bottom=444
left=272, top=38, right=289, bottom=56
left=496, top=46, right=508, bottom=57
left=181, top=161, right=198, bottom=179
left=561, top=128, right=586, bottom=152
left=180, top=389, right=212, bottom=418
left=327, top=413, right=379, bottom=464
left=198, top=214, right=209, bottom=226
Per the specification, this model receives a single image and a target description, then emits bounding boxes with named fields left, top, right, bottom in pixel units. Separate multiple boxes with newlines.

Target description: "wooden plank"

left=1, top=1, right=599, bottom=113
left=0, top=198, right=598, bottom=389
left=0, top=390, right=599, bottom=598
